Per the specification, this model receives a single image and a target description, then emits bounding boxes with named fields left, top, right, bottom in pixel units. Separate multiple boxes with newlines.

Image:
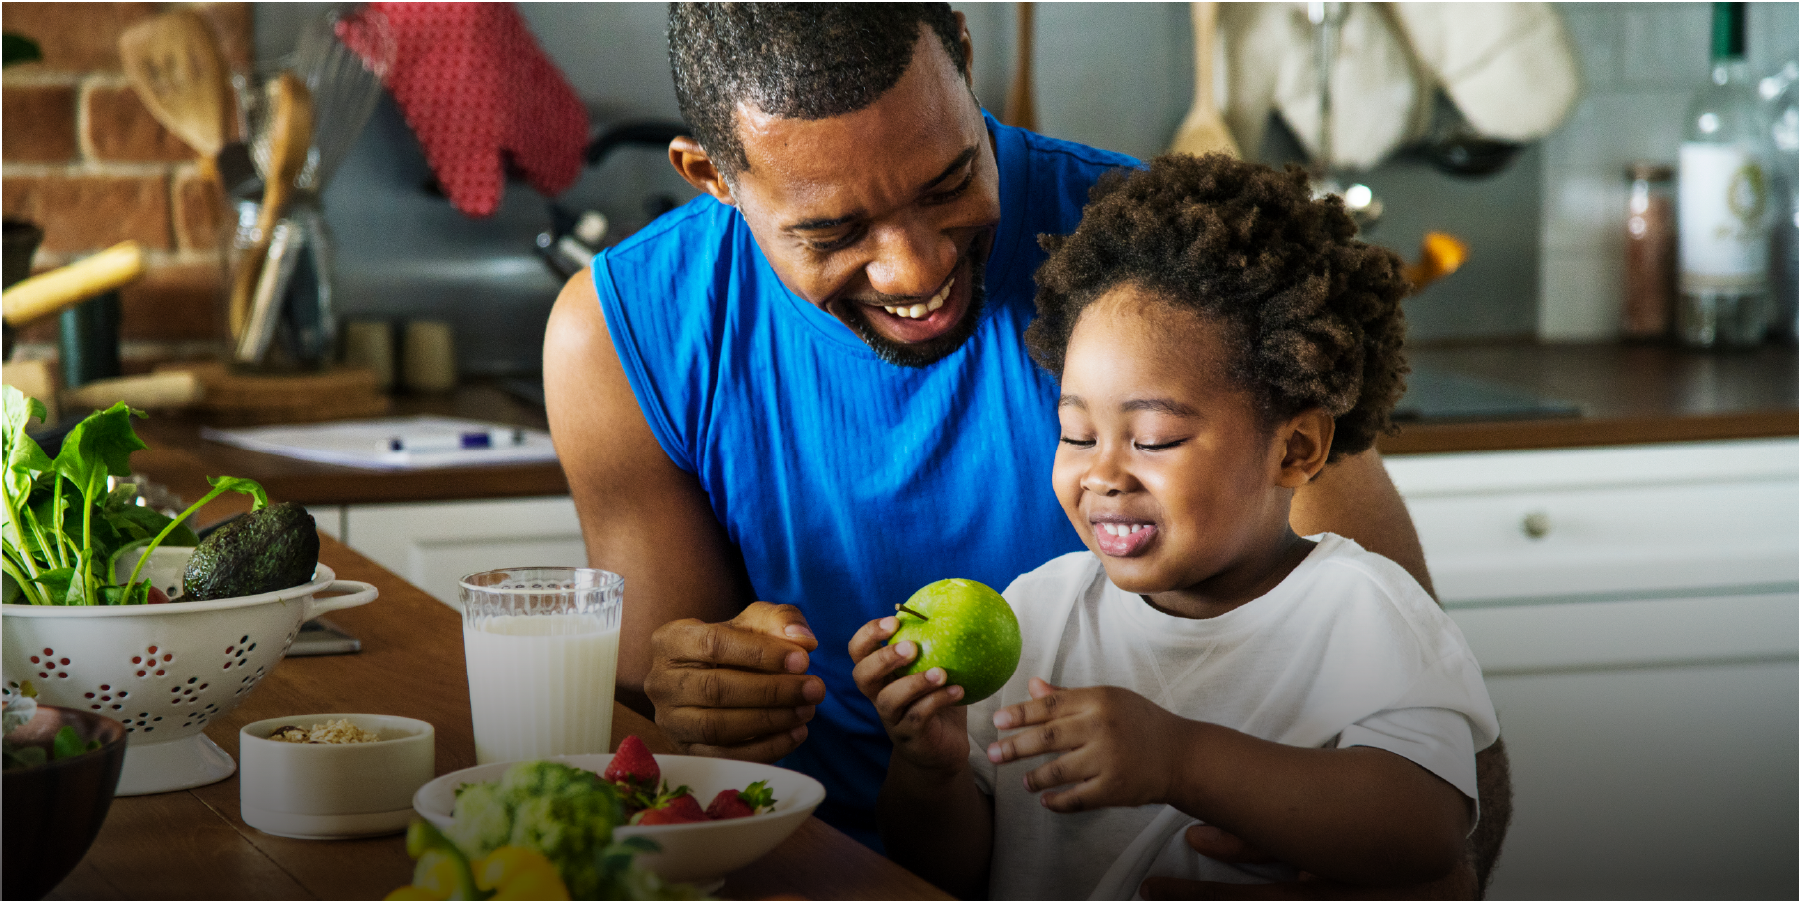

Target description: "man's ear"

left=1274, top=408, right=1334, bottom=489
left=952, top=11, right=975, bottom=77
left=668, top=136, right=735, bottom=206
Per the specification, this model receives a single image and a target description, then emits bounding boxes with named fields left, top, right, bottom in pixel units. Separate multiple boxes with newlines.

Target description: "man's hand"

left=849, top=615, right=970, bottom=775
left=1136, top=824, right=1479, bottom=901
left=986, top=678, right=1191, bottom=813
left=643, top=601, right=825, bottom=762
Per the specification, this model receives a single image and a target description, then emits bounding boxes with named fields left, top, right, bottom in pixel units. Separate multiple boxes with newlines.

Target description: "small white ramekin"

left=239, top=713, right=434, bottom=839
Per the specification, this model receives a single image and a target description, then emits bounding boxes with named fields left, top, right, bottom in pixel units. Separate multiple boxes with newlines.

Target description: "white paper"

left=201, top=416, right=558, bottom=470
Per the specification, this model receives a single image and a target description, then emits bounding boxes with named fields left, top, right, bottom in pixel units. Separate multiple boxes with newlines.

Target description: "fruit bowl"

left=2, top=704, right=129, bottom=901
left=413, top=753, right=826, bottom=886
left=0, top=547, right=377, bottom=795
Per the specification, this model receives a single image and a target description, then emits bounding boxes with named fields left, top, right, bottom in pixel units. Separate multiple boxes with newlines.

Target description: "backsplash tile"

left=1539, top=2, right=1798, bottom=341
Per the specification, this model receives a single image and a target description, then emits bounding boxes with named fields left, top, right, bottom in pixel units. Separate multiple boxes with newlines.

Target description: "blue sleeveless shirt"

left=592, top=113, right=1137, bottom=845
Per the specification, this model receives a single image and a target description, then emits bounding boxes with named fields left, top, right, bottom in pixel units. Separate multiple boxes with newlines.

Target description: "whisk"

left=245, top=5, right=395, bottom=192
left=293, top=4, right=396, bottom=192
left=232, top=4, right=396, bottom=367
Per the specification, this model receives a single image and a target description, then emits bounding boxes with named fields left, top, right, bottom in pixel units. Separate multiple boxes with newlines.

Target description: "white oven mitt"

left=1387, top=2, right=1580, bottom=142
left=1223, top=2, right=1427, bottom=172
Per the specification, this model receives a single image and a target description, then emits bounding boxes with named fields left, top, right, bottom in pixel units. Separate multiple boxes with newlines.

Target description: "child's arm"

left=987, top=678, right=1469, bottom=887
left=850, top=616, right=993, bottom=898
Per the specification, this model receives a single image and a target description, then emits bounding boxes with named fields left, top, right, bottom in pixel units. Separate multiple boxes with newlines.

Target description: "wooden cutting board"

left=156, top=361, right=391, bottom=425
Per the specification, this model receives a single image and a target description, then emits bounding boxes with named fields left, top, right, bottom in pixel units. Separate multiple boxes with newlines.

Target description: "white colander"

left=1, top=546, right=376, bottom=795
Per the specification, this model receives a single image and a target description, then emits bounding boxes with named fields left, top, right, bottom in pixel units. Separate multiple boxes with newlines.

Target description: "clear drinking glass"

left=459, top=568, right=623, bottom=765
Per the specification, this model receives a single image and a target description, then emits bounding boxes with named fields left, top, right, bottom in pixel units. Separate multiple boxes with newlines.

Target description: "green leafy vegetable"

left=2, top=725, right=102, bottom=772
left=1, top=385, right=264, bottom=605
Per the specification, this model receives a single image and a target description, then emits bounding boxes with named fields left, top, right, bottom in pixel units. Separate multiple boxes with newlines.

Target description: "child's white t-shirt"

left=966, top=533, right=1500, bottom=901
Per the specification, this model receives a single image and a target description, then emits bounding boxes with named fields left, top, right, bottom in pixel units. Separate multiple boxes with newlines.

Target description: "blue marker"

left=385, top=429, right=525, bottom=453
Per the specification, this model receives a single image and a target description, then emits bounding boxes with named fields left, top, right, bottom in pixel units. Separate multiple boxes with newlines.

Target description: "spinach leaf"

left=2, top=388, right=54, bottom=604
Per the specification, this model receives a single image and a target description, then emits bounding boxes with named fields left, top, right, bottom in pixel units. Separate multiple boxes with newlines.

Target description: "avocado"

left=182, top=502, right=320, bottom=601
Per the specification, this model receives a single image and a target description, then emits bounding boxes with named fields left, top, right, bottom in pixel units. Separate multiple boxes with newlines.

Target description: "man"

left=544, top=5, right=1510, bottom=898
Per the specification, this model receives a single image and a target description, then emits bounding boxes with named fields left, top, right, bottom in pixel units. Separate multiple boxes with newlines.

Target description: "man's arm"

left=544, top=271, right=820, bottom=760
left=1290, top=448, right=1433, bottom=598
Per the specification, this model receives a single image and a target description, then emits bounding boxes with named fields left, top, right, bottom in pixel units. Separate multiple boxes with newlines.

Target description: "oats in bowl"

left=267, top=719, right=382, bottom=744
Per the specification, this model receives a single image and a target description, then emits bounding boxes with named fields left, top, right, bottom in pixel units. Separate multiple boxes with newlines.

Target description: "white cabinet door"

left=1386, top=439, right=1800, bottom=900
left=1479, top=659, right=1797, bottom=901
left=341, top=497, right=587, bottom=608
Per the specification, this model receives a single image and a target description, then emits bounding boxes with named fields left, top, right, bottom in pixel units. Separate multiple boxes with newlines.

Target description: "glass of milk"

left=459, top=567, right=623, bottom=764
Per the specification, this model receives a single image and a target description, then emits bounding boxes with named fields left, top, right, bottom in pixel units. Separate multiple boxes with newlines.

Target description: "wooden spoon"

left=1001, top=2, right=1037, bottom=132
left=118, top=9, right=233, bottom=180
left=1168, top=2, right=1239, bottom=158
left=227, top=73, right=313, bottom=340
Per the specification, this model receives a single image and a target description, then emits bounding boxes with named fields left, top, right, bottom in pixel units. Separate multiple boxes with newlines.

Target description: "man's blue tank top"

left=592, top=113, right=1136, bottom=845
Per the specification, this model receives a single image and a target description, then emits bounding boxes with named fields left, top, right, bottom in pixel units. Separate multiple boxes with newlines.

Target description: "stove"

left=1391, top=366, right=1580, bottom=423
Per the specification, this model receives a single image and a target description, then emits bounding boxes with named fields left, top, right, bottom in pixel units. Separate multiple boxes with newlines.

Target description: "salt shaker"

left=1622, top=162, right=1676, bottom=341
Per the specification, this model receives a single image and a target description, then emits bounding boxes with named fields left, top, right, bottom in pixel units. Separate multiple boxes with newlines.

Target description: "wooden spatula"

left=118, top=9, right=233, bottom=180
left=226, top=73, right=313, bottom=340
left=1002, top=3, right=1037, bottom=132
left=1168, top=2, right=1239, bottom=158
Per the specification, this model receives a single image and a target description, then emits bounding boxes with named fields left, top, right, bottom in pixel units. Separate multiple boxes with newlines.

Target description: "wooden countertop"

left=1377, top=341, right=1797, bottom=455
left=130, top=383, right=568, bottom=511
left=124, top=343, right=1797, bottom=517
left=44, top=536, right=951, bottom=901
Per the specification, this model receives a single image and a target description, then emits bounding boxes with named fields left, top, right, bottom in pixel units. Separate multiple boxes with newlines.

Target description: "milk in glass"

left=464, top=613, right=620, bottom=764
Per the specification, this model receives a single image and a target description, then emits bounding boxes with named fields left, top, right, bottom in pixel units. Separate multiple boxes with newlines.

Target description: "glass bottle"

left=1677, top=1, right=1774, bottom=348
left=1623, top=163, right=1676, bottom=340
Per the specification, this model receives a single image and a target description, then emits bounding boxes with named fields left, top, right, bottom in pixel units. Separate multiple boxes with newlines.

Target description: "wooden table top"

left=45, top=536, right=950, bottom=901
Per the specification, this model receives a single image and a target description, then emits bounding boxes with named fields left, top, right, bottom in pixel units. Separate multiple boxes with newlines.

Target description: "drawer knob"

left=1521, top=511, right=1551, bottom=540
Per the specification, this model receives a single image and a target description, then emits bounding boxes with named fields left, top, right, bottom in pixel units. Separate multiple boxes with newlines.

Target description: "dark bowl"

left=3, top=706, right=128, bottom=901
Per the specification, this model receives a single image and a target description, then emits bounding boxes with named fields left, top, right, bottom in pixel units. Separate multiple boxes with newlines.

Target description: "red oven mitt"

left=348, top=2, right=588, bottom=217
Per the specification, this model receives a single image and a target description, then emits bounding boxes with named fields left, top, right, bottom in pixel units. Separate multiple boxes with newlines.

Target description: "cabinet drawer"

left=1407, top=478, right=1796, bottom=602
left=1388, top=440, right=1798, bottom=603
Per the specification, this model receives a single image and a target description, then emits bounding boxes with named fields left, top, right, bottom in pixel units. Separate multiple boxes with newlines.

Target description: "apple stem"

left=895, top=603, right=929, bottom=621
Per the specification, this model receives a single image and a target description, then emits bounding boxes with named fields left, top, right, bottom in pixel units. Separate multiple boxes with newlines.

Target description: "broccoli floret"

left=447, top=779, right=514, bottom=858
left=451, top=760, right=629, bottom=900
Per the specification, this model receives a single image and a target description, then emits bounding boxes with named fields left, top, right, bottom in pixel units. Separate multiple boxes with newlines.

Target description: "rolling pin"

left=1, top=241, right=146, bottom=328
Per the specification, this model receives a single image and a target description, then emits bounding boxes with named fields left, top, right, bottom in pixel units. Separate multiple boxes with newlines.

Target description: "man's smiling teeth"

left=882, top=278, right=953, bottom=319
left=1100, top=523, right=1146, bottom=537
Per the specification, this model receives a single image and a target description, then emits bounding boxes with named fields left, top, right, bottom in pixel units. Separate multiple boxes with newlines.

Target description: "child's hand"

left=848, top=615, right=969, bottom=775
left=987, top=677, right=1191, bottom=813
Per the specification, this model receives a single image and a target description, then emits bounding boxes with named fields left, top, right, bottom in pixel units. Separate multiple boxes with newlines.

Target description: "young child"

left=848, top=154, right=1499, bottom=901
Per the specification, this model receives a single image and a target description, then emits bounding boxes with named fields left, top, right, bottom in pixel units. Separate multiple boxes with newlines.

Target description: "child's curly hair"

left=1024, top=153, right=1409, bottom=463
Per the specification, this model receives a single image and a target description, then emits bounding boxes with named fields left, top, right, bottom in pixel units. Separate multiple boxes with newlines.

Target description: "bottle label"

left=1678, top=143, right=1771, bottom=290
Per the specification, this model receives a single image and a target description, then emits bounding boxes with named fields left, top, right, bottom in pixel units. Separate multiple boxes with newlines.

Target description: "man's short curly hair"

left=667, top=3, right=967, bottom=180
left=1024, top=154, right=1409, bottom=463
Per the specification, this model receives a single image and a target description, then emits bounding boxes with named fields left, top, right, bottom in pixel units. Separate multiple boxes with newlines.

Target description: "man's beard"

left=843, top=260, right=989, bottom=369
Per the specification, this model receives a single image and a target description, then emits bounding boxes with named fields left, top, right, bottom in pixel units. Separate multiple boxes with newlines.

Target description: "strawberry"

left=705, top=789, right=754, bottom=820
left=706, top=780, right=777, bottom=820
left=635, top=790, right=708, bottom=825
left=604, top=735, right=660, bottom=801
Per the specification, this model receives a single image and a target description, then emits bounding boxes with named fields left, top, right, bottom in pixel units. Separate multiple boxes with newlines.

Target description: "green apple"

left=887, top=578, right=1021, bottom=705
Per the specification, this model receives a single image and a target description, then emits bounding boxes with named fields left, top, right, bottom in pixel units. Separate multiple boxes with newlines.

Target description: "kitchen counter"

left=1378, top=340, right=1797, bottom=455
left=130, top=384, right=567, bottom=522
left=125, top=342, right=1797, bottom=519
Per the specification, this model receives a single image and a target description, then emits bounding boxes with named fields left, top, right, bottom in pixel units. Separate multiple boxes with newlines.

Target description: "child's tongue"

left=1095, top=522, right=1155, bottom=557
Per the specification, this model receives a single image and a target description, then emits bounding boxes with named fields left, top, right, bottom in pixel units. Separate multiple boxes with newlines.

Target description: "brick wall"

left=2, top=2, right=252, bottom=364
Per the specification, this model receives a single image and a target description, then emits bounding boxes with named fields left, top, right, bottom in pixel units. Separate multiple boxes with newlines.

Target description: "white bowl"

left=1, top=547, right=378, bottom=796
left=239, top=714, right=434, bottom=840
left=413, top=753, right=825, bottom=886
